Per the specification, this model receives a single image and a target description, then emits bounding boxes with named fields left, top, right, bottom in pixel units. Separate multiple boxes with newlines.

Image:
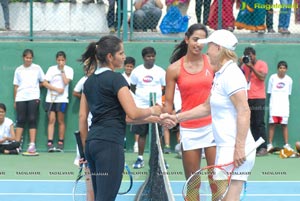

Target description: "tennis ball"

left=295, top=141, right=300, bottom=153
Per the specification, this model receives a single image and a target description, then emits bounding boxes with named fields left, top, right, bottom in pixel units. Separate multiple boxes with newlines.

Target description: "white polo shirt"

left=210, top=60, right=254, bottom=147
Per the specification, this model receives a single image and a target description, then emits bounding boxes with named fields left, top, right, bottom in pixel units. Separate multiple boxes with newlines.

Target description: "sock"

left=138, top=155, right=143, bottom=160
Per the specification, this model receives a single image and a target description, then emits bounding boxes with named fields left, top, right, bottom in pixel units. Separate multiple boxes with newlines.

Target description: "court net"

left=135, top=93, right=175, bottom=201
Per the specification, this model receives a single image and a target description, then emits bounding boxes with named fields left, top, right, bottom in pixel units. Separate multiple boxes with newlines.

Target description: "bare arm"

left=163, top=63, right=178, bottom=114
left=73, top=91, right=82, bottom=99
left=118, top=86, right=161, bottom=122
left=79, top=93, right=89, bottom=149
left=176, top=96, right=211, bottom=123
left=61, top=71, right=71, bottom=85
left=42, top=80, right=64, bottom=94
left=230, top=90, right=250, bottom=167
left=13, top=85, right=18, bottom=109
left=134, top=0, right=147, bottom=9
left=8, top=124, right=16, bottom=141
left=155, top=0, right=163, bottom=9
left=245, top=63, right=267, bottom=81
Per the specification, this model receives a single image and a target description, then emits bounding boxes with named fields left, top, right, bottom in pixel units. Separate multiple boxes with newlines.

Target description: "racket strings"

left=184, top=167, right=230, bottom=201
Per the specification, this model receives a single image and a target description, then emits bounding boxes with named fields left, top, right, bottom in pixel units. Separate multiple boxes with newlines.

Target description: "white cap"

left=197, top=29, right=238, bottom=51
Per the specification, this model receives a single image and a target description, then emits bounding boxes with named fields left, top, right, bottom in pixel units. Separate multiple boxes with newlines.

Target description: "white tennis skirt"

left=215, top=146, right=256, bottom=181
left=180, top=124, right=216, bottom=151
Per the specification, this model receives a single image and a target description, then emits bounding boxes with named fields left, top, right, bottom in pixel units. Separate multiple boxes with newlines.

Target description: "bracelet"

left=176, top=113, right=180, bottom=123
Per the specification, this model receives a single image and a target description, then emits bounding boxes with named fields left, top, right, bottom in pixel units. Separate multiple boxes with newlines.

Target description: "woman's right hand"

left=150, top=105, right=162, bottom=116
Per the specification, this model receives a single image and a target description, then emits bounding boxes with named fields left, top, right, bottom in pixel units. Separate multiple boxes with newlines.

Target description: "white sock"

left=138, top=155, right=143, bottom=160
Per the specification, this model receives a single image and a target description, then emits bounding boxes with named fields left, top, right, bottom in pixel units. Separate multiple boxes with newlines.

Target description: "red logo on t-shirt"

left=143, top=75, right=153, bottom=83
left=276, top=82, right=285, bottom=89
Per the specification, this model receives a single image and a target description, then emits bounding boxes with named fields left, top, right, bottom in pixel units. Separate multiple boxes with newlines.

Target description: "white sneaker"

left=283, top=144, right=294, bottom=151
left=175, top=143, right=182, bottom=158
left=133, top=142, right=138, bottom=153
left=27, top=143, right=36, bottom=153
left=267, top=143, right=273, bottom=152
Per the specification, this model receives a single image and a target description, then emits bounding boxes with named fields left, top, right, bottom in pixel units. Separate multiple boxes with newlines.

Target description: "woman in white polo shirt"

left=162, top=29, right=256, bottom=200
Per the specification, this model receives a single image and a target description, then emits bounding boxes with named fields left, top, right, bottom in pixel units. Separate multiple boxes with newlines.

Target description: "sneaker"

left=133, top=158, right=144, bottom=169
left=256, top=148, right=268, bottom=157
left=268, top=28, right=276, bottom=33
left=175, top=143, right=182, bottom=158
left=5, top=25, right=10, bottom=31
left=56, top=142, right=64, bottom=152
left=164, top=145, right=171, bottom=154
left=283, top=144, right=294, bottom=151
left=267, top=143, right=273, bottom=152
left=48, top=142, right=56, bottom=152
left=133, top=142, right=138, bottom=153
left=278, top=28, right=291, bottom=34
left=27, top=143, right=36, bottom=153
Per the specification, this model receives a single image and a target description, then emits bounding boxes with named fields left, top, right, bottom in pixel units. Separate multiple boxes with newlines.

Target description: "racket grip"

left=74, top=130, right=85, bottom=159
left=245, top=137, right=265, bottom=156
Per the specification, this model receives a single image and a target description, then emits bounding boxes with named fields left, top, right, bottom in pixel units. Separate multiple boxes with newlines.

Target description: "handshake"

left=149, top=105, right=178, bottom=128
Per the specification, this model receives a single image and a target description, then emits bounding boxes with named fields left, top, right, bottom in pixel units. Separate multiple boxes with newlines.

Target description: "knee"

left=16, top=119, right=26, bottom=128
left=28, top=118, right=37, bottom=129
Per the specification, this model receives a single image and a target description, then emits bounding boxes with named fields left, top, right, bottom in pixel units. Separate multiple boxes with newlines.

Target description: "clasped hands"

left=150, top=104, right=177, bottom=128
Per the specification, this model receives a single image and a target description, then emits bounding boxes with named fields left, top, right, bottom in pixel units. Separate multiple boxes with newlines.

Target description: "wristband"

left=61, top=70, right=65, bottom=73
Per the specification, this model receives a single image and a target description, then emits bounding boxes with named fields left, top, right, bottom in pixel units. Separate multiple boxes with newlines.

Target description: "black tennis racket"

left=73, top=131, right=90, bottom=201
left=118, top=163, right=133, bottom=195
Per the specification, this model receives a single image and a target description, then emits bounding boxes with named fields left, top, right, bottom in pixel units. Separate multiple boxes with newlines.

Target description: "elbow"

left=127, top=113, right=140, bottom=121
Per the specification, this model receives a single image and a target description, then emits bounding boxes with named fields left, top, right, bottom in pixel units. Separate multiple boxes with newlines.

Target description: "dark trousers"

left=195, top=0, right=211, bottom=25
left=266, top=0, right=273, bottom=29
left=248, top=99, right=267, bottom=149
left=0, top=141, right=20, bottom=153
left=85, top=139, right=124, bottom=201
left=107, top=0, right=123, bottom=29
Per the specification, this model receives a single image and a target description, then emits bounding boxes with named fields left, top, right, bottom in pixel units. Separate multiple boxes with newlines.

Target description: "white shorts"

left=180, top=124, right=216, bottom=151
left=215, top=146, right=256, bottom=181
left=269, top=116, right=288, bottom=124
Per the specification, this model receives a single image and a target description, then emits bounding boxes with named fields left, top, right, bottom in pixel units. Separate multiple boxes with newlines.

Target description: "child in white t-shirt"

left=0, top=103, right=20, bottom=154
left=43, top=51, right=74, bottom=152
left=267, top=61, right=293, bottom=152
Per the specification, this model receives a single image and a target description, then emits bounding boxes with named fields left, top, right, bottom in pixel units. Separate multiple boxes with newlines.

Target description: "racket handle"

left=74, top=130, right=85, bottom=160
left=245, top=137, right=265, bottom=156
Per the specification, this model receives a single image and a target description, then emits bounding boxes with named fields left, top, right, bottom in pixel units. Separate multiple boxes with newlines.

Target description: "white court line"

left=0, top=192, right=137, bottom=196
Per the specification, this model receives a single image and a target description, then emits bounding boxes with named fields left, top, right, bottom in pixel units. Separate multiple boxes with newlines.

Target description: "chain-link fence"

left=0, top=0, right=299, bottom=42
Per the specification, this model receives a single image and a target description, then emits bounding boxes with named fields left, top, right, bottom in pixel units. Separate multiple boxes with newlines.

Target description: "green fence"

left=1, top=0, right=300, bottom=41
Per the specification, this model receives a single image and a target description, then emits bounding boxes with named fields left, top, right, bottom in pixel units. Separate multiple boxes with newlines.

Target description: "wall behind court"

left=0, top=42, right=299, bottom=152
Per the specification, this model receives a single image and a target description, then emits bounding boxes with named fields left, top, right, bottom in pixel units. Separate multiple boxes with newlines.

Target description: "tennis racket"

left=73, top=131, right=89, bottom=201
left=47, top=72, right=64, bottom=116
left=182, top=137, right=265, bottom=201
left=118, top=163, right=133, bottom=195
